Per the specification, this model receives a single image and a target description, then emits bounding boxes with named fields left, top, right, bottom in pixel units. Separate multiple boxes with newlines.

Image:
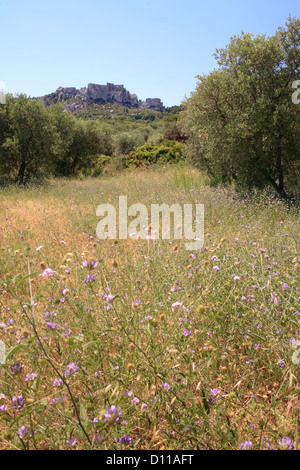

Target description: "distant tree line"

left=0, top=95, right=186, bottom=184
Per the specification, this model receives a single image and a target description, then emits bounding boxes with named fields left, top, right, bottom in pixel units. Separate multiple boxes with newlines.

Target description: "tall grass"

left=0, top=166, right=299, bottom=450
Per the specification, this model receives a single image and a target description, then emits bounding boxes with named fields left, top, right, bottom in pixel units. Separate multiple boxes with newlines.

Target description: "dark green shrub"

left=128, top=141, right=185, bottom=167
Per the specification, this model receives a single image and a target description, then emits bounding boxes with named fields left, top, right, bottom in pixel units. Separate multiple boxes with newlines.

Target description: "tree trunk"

left=17, top=161, right=26, bottom=185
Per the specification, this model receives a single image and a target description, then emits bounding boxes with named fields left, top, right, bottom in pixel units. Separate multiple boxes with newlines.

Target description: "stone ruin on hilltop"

left=50, top=83, right=164, bottom=112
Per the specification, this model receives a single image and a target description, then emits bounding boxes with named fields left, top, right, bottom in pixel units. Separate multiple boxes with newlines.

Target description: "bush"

left=78, top=154, right=111, bottom=177
left=128, top=141, right=185, bottom=167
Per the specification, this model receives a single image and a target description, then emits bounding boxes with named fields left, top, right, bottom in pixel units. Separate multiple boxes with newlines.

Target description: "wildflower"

left=49, top=396, right=66, bottom=404
left=278, top=436, right=293, bottom=450
left=277, top=359, right=285, bottom=368
left=44, top=311, right=56, bottom=322
left=53, top=378, right=63, bottom=387
left=36, top=245, right=43, bottom=251
left=46, top=322, right=58, bottom=330
left=105, top=294, right=116, bottom=304
left=11, top=362, right=22, bottom=375
left=183, top=329, right=192, bottom=337
left=213, top=265, right=220, bottom=272
left=208, top=388, right=221, bottom=403
left=161, top=382, right=170, bottom=391
left=66, top=437, right=77, bottom=447
left=18, top=425, right=29, bottom=439
left=240, top=440, right=253, bottom=450
left=233, top=276, right=241, bottom=281
left=64, top=329, right=71, bottom=338
left=44, top=310, right=57, bottom=321
left=119, top=435, right=132, bottom=444
left=40, top=268, right=56, bottom=277
left=171, top=301, right=182, bottom=308
left=102, top=405, right=122, bottom=424
left=0, top=405, right=7, bottom=412
left=12, top=396, right=25, bottom=410
left=24, top=372, right=38, bottom=381
left=83, top=260, right=98, bottom=270
left=64, top=362, right=79, bottom=377
left=133, top=397, right=140, bottom=405
left=84, top=273, right=95, bottom=284
left=282, top=283, right=289, bottom=289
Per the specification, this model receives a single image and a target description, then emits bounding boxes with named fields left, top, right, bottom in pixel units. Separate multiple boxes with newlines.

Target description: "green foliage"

left=58, top=119, right=113, bottom=176
left=0, top=94, right=61, bottom=184
left=0, top=96, right=115, bottom=182
left=78, top=154, right=111, bottom=177
left=182, top=16, right=300, bottom=199
left=0, top=89, right=186, bottom=184
left=128, top=140, right=185, bottom=167
left=113, top=131, right=144, bottom=156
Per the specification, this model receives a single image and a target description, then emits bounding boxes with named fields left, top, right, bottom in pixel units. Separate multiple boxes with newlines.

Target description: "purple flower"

left=66, top=437, right=77, bottom=447
left=84, top=273, right=95, bottom=284
left=240, top=440, right=253, bottom=450
left=133, top=397, right=140, bottom=405
left=208, top=388, right=221, bottom=403
left=102, top=405, right=122, bottom=424
left=24, top=372, right=38, bottom=381
left=64, top=362, right=79, bottom=377
left=171, top=301, right=182, bottom=308
left=40, top=268, right=56, bottom=277
left=53, top=378, right=63, bottom=387
left=0, top=405, right=7, bottom=412
left=277, top=359, right=285, bottom=368
left=278, top=436, right=293, bottom=450
left=11, top=362, right=22, bottom=375
left=44, top=311, right=57, bottom=321
left=18, top=425, right=29, bottom=439
left=105, top=294, right=116, bottom=304
left=213, top=265, right=220, bottom=272
left=83, top=260, right=98, bottom=270
left=46, top=322, right=58, bottom=330
left=161, top=382, right=170, bottom=391
left=12, top=395, right=25, bottom=410
left=183, top=329, right=192, bottom=337
left=119, top=435, right=132, bottom=444
left=145, top=315, right=153, bottom=321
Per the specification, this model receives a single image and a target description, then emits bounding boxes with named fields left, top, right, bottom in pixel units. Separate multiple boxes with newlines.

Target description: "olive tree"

left=182, top=17, right=300, bottom=198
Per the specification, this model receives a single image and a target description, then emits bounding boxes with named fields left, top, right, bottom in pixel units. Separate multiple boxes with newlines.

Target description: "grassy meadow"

left=0, top=165, right=299, bottom=450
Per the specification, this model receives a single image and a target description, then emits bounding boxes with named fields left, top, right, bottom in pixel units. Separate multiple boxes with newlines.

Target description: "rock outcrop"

left=41, top=83, right=164, bottom=112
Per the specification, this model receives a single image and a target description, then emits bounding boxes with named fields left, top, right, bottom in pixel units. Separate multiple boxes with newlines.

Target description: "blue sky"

left=1, top=0, right=299, bottom=107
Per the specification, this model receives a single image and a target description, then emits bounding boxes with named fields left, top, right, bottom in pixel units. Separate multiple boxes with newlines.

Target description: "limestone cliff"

left=41, top=83, right=164, bottom=112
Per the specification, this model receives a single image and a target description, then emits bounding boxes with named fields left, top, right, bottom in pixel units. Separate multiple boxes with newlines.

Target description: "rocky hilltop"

left=40, top=83, right=164, bottom=112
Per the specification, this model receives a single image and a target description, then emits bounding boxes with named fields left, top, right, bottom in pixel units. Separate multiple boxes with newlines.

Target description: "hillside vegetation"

left=0, top=167, right=299, bottom=449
